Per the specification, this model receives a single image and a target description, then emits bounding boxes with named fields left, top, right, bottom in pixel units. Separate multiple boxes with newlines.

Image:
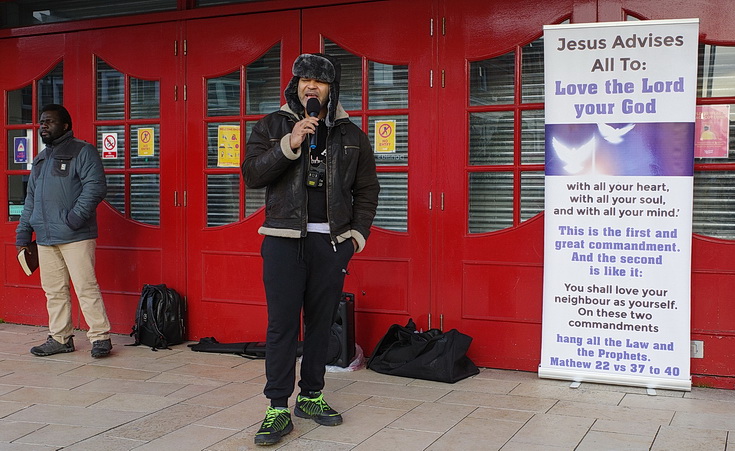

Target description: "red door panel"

left=598, top=0, right=735, bottom=388
left=1, top=36, right=66, bottom=325
left=185, top=12, right=301, bottom=341
left=301, top=0, right=435, bottom=352
left=437, top=0, right=592, bottom=370
left=66, top=23, right=181, bottom=333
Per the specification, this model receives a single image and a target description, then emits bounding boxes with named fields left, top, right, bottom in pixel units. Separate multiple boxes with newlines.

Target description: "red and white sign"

left=102, top=132, right=118, bottom=159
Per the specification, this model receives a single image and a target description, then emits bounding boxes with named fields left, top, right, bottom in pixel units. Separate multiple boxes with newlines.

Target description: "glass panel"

left=369, top=61, right=408, bottom=109
left=521, top=171, right=544, bottom=221
left=38, top=62, right=64, bottom=112
left=130, top=77, right=160, bottom=119
left=246, top=122, right=256, bottom=141
left=105, top=174, right=125, bottom=215
left=207, top=70, right=240, bottom=117
left=698, top=44, right=735, bottom=98
left=207, top=122, right=239, bottom=168
left=693, top=171, right=735, bottom=239
left=130, top=124, right=160, bottom=168
left=522, top=37, right=544, bottom=103
left=97, top=59, right=125, bottom=120
left=1, top=1, right=176, bottom=28
left=7, top=129, right=34, bottom=170
left=243, top=120, right=264, bottom=216
left=369, top=114, right=408, bottom=166
left=245, top=187, right=265, bottom=217
left=7, top=85, right=32, bottom=124
left=7, top=174, right=27, bottom=221
left=97, top=125, right=125, bottom=169
left=131, top=173, right=160, bottom=225
left=469, top=51, right=515, bottom=106
left=521, top=109, right=545, bottom=164
left=207, top=174, right=240, bottom=227
left=324, top=39, right=362, bottom=111
left=374, top=172, right=407, bottom=232
left=469, top=111, right=514, bottom=165
left=246, top=44, right=281, bottom=115
left=469, top=172, right=513, bottom=233
left=349, top=116, right=363, bottom=130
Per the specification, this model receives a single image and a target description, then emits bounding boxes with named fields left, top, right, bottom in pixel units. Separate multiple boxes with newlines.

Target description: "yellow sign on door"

left=217, top=124, right=241, bottom=167
left=374, top=120, right=396, bottom=153
left=138, top=128, right=155, bottom=157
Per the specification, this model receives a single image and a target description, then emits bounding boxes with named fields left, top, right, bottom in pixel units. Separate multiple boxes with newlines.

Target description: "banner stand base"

left=538, top=367, right=691, bottom=392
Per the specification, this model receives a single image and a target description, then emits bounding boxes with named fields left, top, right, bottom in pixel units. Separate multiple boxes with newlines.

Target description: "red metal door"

left=598, top=0, right=735, bottom=389
left=184, top=12, right=301, bottom=341
left=436, top=0, right=596, bottom=370
left=69, top=23, right=182, bottom=332
left=1, top=35, right=66, bottom=326
left=301, top=0, right=435, bottom=350
left=1, top=23, right=181, bottom=333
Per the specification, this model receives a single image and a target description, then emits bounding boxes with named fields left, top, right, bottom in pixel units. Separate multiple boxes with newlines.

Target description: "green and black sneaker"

left=254, top=406, right=293, bottom=446
left=294, top=391, right=343, bottom=426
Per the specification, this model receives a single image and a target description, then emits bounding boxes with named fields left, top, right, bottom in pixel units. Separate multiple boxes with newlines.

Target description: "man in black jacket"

left=243, top=53, right=379, bottom=446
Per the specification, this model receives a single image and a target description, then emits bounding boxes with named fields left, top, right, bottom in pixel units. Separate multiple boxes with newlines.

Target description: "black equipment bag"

left=367, top=318, right=480, bottom=383
left=188, top=337, right=270, bottom=359
left=130, top=284, right=186, bottom=350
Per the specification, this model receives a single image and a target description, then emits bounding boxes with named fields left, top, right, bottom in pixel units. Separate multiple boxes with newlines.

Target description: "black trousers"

left=261, top=234, right=354, bottom=406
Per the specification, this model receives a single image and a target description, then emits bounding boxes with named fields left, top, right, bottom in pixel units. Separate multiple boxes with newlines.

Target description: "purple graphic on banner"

left=545, top=122, right=694, bottom=176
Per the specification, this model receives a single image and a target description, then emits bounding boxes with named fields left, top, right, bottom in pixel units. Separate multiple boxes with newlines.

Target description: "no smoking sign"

left=102, top=132, right=118, bottom=159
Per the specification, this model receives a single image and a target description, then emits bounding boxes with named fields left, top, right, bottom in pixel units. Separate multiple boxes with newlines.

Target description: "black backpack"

left=130, top=284, right=186, bottom=350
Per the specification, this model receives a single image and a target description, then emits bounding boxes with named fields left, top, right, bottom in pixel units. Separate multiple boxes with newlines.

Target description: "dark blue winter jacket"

left=16, top=131, right=107, bottom=246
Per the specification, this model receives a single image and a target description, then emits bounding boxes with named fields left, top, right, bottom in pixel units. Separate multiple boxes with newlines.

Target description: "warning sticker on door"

left=375, top=120, right=396, bottom=153
left=138, top=128, right=155, bottom=157
left=217, top=124, right=240, bottom=167
left=102, top=132, right=118, bottom=159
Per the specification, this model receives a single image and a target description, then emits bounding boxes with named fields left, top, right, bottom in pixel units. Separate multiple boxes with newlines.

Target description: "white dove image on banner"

left=539, top=18, right=699, bottom=391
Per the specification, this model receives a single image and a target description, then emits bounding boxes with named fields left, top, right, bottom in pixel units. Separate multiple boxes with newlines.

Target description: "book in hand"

left=17, top=241, right=38, bottom=276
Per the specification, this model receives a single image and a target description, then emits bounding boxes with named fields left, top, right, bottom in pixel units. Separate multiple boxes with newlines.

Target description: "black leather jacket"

left=242, top=104, right=379, bottom=252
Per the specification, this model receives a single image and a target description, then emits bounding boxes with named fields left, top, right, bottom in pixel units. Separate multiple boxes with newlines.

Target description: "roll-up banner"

left=539, top=19, right=699, bottom=391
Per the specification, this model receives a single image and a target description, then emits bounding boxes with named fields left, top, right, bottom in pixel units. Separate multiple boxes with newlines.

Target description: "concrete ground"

left=0, top=323, right=733, bottom=450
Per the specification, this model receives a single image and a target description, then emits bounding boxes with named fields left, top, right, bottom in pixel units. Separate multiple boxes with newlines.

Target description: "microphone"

left=306, top=98, right=321, bottom=150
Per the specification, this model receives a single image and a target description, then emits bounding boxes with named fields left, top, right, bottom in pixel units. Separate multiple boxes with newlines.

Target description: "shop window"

left=95, top=58, right=161, bottom=225
left=6, top=62, right=63, bottom=221
left=203, top=45, right=279, bottom=227
left=468, top=35, right=545, bottom=233
left=0, top=1, right=175, bottom=28
left=325, top=39, right=409, bottom=232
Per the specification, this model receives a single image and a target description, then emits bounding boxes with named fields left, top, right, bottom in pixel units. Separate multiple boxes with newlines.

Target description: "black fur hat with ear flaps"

left=284, top=53, right=341, bottom=127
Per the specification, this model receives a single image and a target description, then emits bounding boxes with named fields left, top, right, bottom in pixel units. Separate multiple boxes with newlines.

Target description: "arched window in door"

left=625, top=15, right=735, bottom=239
left=7, top=61, right=63, bottom=221
left=467, top=33, right=546, bottom=234
left=95, top=58, right=161, bottom=225
left=203, top=44, right=280, bottom=227
left=324, top=39, right=409, bottom=232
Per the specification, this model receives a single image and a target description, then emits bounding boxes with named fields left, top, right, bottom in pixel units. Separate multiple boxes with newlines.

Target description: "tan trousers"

left=37, top=239, right=111, bottom=344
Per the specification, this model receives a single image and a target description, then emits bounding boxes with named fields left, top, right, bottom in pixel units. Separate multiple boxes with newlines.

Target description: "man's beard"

left=41, top=135, right=53, bottom=145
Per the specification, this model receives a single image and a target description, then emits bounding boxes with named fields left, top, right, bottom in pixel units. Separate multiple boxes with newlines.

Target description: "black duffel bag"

left=367, top=319, right=479, bottom=383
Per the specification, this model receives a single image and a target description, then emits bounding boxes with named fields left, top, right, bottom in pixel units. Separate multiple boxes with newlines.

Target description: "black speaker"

left=326, top=292, right=355, bottom=367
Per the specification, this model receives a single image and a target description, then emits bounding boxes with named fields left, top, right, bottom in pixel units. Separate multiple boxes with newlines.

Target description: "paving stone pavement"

left=0, top=323, right=733, bottom=450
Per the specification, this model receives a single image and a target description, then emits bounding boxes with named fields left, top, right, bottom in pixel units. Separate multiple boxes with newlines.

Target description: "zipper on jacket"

left=325, top=126, right=338, bottom=252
